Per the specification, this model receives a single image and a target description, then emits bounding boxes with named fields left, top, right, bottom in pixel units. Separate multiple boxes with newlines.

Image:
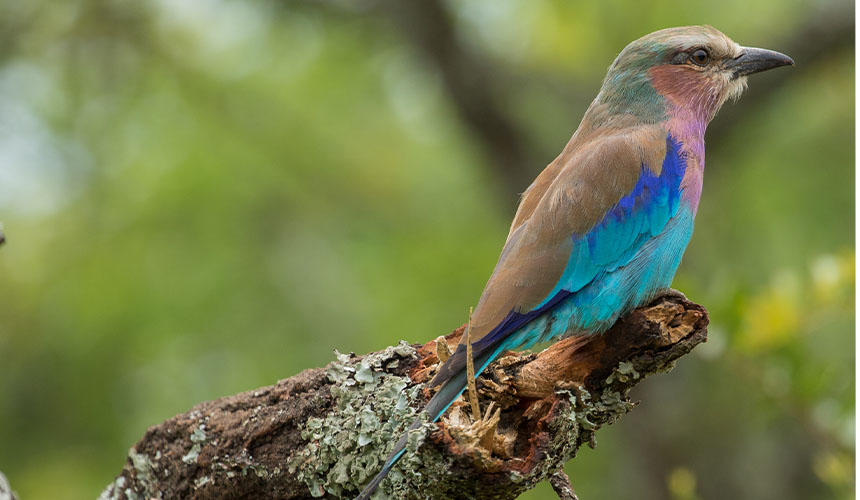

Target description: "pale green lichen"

left=385, top=378, right=632, bottom=499
left=290, top=344, right=649, bottom=499
left=101, top=419, right=223, bottom=499
left=97, top=476, right=125, bottom=500
left=100, top=335, right=686, bottom=500
left=382, top=419, right=443, bottom=499
left=182, top=424, right=207, bottom=465
left=289, top=341, right=422, bottom=498
left=606, top=361, right=640, bottom=384
left=564, top=379, right=636, bottom=436
left=98, top=447, right=161, bottom=500
left=591, top=390, right=636, bottom=427
left=201, top=447, right=283, bottom=485
left=181, top=446, right=200, bottom=465
left=190, top=425, right=207, bottom=443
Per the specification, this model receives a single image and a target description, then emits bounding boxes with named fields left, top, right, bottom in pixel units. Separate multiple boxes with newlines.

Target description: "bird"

left=355, top=25, right=793, bottom=500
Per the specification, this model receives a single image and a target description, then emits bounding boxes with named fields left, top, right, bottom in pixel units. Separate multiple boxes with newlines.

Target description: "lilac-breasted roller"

left=355, top=26, right=792, bottom=499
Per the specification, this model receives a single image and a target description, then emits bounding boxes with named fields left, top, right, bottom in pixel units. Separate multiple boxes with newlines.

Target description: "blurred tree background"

left=0, top=0, right=854, bottom=499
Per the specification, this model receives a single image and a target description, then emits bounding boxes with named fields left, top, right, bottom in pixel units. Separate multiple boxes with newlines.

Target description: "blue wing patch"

left=473, top=135, right=693, bottom=354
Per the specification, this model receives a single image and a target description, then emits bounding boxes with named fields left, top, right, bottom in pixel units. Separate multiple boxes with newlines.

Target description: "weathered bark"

left=100, top=294, right=708, bottom=500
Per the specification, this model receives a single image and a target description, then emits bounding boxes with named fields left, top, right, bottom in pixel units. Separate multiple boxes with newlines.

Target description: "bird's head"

left=597, top=26, right=793, bottom=127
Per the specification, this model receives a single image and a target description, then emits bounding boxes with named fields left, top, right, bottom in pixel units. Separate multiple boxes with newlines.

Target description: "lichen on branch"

left=101, top=293, right=708, bottom=500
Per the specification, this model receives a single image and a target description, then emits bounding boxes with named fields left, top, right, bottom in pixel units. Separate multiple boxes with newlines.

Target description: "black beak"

left=726, top=47, right=794, bottom=79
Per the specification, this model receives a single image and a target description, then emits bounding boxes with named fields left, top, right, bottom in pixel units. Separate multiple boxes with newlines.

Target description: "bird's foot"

left=473, top=402, right=501, bottom=451
left=447, top=401, right=502, bottom=454
left=456, top=306, right=502, bottom=452
left=462, top=307, right=481, bottom=421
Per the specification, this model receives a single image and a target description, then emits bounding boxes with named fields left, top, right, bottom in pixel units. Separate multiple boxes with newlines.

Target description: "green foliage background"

left=0, top=1, right=853, bottom=499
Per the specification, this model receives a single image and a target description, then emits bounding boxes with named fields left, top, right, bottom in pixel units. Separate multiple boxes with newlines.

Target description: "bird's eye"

left=689, top=48, right=710, bottom=66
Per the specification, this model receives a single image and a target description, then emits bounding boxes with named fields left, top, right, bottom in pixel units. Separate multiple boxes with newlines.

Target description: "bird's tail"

left=354, top=343, right=507, bottom=500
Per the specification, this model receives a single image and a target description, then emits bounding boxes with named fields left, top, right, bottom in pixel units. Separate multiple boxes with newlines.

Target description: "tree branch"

left=99, top=294, right=708, bottom=500
left=549, top=470, right=579, bottom=500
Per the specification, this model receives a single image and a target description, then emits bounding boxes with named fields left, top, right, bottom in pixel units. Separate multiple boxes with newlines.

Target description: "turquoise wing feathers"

left=431, top=129, right=694, bottom=386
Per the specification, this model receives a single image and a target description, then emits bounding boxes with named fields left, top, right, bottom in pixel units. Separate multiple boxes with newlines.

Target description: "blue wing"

left=470, top=134, right=693, bottom=356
